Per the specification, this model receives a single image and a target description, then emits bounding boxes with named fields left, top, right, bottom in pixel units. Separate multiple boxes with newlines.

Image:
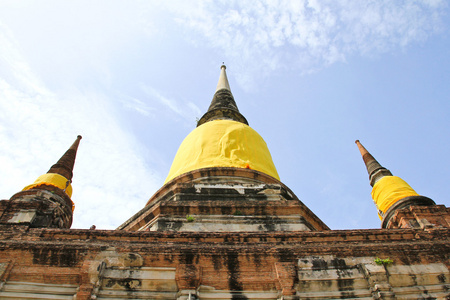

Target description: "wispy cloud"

left=0, top=22, right=48, bottom=95
left=139, top=83, right=202, bottom=122
left=164, top=0, right=447, bottom=88
left=140, top=84, right=184, bottom=116
left=0, top=23, right=162, bottom=229
left=120, top=95, right=155, bottom=117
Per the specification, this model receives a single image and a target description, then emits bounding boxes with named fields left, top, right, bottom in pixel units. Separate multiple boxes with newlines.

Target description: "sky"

left=0, top=0, right=449, bottom=230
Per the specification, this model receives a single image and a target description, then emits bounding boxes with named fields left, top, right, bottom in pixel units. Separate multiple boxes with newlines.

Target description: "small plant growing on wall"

left=375, top=257, right=393, bottom=266
left=186, top=215, right=195, bottom=222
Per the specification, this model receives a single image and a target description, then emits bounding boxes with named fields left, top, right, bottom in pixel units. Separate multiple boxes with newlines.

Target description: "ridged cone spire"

left=48, top=135, right=82, bottom=181
left=197, top=65, right=248, bottom=126
left=355, top=140, right=392, bottom=186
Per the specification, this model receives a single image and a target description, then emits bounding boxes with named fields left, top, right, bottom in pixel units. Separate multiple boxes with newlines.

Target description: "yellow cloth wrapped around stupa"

left=165, top=120, right=279, bottom=183
left=371, top=176, right=419, bottom=218
left=23, top=173, right=73, bottom=197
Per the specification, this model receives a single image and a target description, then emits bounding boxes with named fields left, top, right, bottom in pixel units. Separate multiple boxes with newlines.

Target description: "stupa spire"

left=21, top=135, right=83, bottom=200
left=355, top=139, right=435, bottom=228
left=48, top=135, right=82, bottom=180
left=355, top=140, right=392, bottom=186
left=4, top=135, right=83, bottom=228
left=197, top=65, right=248, bottom=126
left=215, top=64, right=231, bottom=92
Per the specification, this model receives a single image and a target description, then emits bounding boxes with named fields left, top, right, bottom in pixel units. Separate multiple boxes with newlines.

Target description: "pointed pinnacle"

left=216, top=65, right=231, bottom=92
left=355, top=140, right=375, bottom=165
left=355, top=140, right=392, bottom=186
left=197, top=65, right=248, bottom=126
left=47, top=135, right=82, bottom=180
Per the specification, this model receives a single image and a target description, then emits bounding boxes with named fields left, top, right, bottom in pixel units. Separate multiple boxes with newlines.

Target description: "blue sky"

left=0, top=0, right=448, bottom=230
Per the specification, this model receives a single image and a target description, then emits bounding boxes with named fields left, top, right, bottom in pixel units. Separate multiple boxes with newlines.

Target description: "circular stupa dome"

left=165, top=119, right=279, bottom=183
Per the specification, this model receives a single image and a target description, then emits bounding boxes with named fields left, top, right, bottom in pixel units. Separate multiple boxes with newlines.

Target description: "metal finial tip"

left=77, top=135, right=82, bottom=139
left=221, top=64, right=226, bottom=69
left=355, top=139, right=360, bottom=144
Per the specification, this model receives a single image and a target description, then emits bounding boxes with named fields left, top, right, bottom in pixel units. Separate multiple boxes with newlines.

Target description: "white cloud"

left=120, top=95, right=155, bottom=117
left=139, top=83, right=202, bottom=122
left=0, top=1, right=160, bottom=90
left=163, top=0, right=447, bottom=89
left=0, top=22, right=162, bottom=229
